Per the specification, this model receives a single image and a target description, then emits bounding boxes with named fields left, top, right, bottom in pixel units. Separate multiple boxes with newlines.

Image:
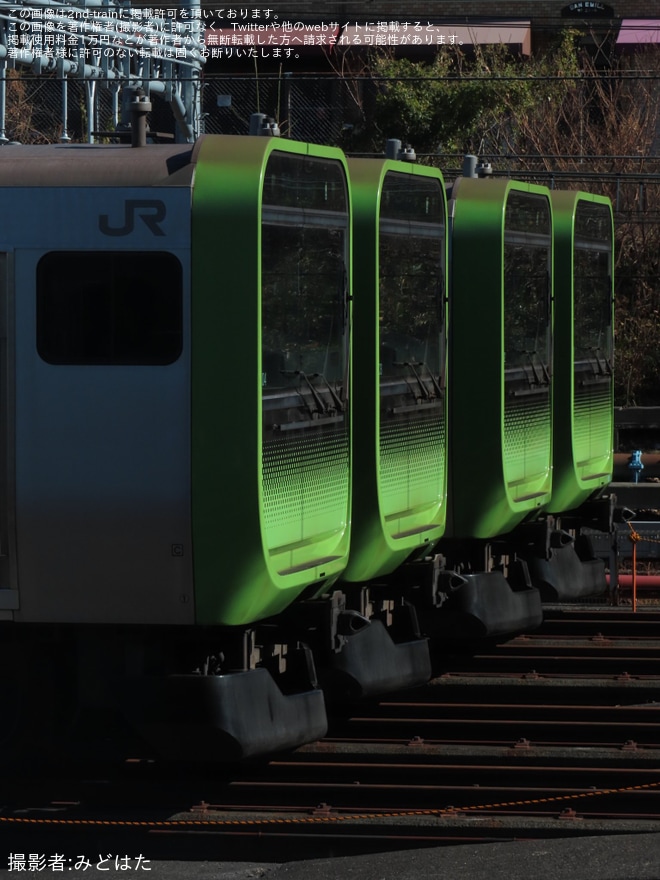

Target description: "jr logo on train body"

left=99, top=200, right=166, bottom=236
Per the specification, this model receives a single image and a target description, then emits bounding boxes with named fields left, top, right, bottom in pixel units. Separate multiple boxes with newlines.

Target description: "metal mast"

left=0, top=0, right=205, bottom=143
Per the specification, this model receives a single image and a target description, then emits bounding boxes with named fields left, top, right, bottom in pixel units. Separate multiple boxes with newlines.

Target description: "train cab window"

left=378, top=172, right=445, bottom=393
left=36, top=251, right=183, bottom=365
left=503, top=192, right=552, bottom=374
left=260, top=154, right=349, bottom=405
left=573, top=202, right=613, bottom=366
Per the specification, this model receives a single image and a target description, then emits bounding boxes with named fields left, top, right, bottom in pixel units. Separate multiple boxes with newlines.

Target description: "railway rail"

left=2, top=606, right=660, bottom=861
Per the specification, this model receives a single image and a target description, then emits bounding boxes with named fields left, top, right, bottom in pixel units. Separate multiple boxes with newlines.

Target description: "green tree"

left=493, top=47, right=660, bottom=406
left=333, top=35, right=660, bottom=407
left=335, top=30, right=581, bottom=156
left=4, top=70, right=61, bottom=143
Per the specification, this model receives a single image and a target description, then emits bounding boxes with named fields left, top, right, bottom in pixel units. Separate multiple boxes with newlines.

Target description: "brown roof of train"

left=0, top=142, right=195, bottom=187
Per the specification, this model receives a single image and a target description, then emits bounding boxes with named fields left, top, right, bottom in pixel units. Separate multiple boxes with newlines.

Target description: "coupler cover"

left=319, top=616, right=432, bottom=702
left=424, top=570, right=543, bottom=643
left=125, top=668, right=328, bottom=760
left=525, top=530, right=608, bottom=601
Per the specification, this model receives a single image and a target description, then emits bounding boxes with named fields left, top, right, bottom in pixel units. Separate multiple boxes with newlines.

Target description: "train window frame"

left=36, top=250, right=183, bottom=366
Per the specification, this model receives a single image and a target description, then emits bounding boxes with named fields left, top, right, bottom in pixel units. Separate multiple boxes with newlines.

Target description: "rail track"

left=3, top=605, right=660, bottom=861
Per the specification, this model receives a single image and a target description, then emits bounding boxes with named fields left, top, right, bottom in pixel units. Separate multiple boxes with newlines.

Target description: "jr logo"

left=99, top=199, right=166, bottom=236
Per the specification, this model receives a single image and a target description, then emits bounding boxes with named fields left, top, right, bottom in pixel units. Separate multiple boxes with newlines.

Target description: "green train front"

left=523, top=192, right=615, bottom=601
left=448, top=178, right=553, bottom=535
left=434, top=176, right=550, bottom=640
left=174, top=136, right=357, bottom=753
left=192, top=137, right=351, bottom=626
left=344, top=158, right=448, bottom=582
left=549, top=192, right=614, bottom=511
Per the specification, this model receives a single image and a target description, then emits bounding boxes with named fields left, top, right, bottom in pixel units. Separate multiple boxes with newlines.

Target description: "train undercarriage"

left=0, top=498, right=617, bottom=764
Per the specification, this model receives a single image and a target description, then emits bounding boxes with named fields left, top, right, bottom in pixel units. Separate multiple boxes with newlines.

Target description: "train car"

left=0, top=133, right=360, bottom=760
left=344, top=154, right=448, bottom=582
left=524, top=191, right=615, bottom=601
left=413, top=174, right=551, bottom=643
left=311, top=152, right=449, bottom=700
left=448, top=175, right=554, bottom=535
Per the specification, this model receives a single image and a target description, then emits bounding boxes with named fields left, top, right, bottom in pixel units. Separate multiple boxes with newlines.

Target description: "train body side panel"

left=448, top=178, right=553, bottom=539
left=191, top=136, right=352, bottom=626
left=8, top=186, right=193, bottom=624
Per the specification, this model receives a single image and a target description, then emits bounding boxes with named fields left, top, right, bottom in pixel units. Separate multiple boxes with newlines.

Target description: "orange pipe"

left=605, top=574, right=660, bottom=588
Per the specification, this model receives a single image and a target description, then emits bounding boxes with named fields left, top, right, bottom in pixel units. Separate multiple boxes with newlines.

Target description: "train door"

left=13, top=187, right=193, bottom=625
